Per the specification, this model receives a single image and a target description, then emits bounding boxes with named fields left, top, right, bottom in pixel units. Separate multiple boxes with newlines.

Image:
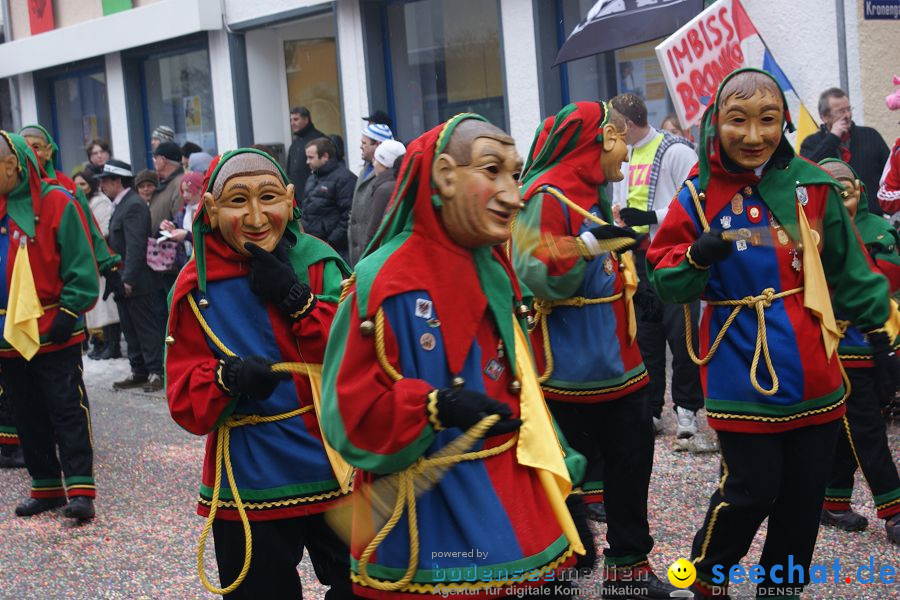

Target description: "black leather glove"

left=688, top=232, right=733, bottom=267
left=217, top=356, right=291, bottom=402
left=587, top=224, right=640, bottom=241
left=245, top=242, right=316, bottom=319
left=102, top=269, right=125, bottom=301
left=47, top=308, right=78, bottom=344
left=429, top=388, right=521, bottom=436
left=619, top=207, right=658, bottom=227
left=867, top=331, right=900, bottom=406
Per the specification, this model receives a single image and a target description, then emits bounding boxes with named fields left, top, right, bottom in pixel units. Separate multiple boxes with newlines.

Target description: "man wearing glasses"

left=800, top=88, right=890, bottom=215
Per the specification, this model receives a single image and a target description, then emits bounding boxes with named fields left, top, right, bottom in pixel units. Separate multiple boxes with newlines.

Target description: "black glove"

left=619, top=207, right=658, bottom=227
left=47, top=309, right=78, bottom=344
left=689, top=232, right=733, bottom=267
left=102, top=269, right=125, bottom=301
left=867, top=331, right=900, bottom=406
left=245, top=242, right=316, bottom=319
left=431, top=388, right=521, bottom=436
left=587, top=224, right=640, bottom=241
left=217, top=356, right=291, bottom=402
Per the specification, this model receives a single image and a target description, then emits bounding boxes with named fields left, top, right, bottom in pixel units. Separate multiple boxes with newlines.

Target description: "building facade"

left=0, top=0, right=893, bottom=176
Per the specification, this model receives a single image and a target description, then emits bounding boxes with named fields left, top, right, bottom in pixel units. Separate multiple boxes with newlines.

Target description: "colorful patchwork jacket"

left=513, top=102, right=646, bottom=403
left=322, top=114, right=586, bottom=598
left=0, top=132, right=98, bottom=358
left=20, top=124, right=120, bottom=273
left=165, top=149, right=351, bottom=521
left=818, top=160, right=900, bottom=367
left=646, top=69, right=890, bottom=434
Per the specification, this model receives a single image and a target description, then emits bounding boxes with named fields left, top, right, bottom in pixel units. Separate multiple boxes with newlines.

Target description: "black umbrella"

left=554, top=0, right=704, bottom=66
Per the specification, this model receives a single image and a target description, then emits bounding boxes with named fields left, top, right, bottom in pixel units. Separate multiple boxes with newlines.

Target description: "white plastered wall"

left=499, top=0, right=542, bottom=157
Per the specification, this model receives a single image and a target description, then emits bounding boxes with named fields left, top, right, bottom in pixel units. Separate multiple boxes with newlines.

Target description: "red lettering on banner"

left=677, top=83, right=701, bottom=121
left=698, top=19, right=713, bottom=50
left=687, top=29, right=706, bottom=59
left=707, top=14, right=722, bottom=46
left=669, top=38, right=694, bottom=77
left=673, top=40, right=745, bottom=122
left=719, top=6, right=734, bottom=41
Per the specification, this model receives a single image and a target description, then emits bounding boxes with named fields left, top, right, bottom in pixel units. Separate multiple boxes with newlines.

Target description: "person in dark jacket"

left=99, top=160, right=166, bottom=393
left=286, top=107, right=324, bottom=195
left=800, top=87, right=890, bottom=215
left=302, top=137, right=356, bottom=261
left=347, top=139, right=405, bottom=265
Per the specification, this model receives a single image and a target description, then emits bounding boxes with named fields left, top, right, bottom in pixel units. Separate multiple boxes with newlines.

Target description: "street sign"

left=863, top=0, right=900, bottom=19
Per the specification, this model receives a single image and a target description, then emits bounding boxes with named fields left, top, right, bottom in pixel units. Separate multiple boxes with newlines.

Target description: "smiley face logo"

left=667, top=558, right=696, bottom=588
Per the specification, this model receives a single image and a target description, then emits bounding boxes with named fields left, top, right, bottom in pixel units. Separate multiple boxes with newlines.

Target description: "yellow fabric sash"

left=797, top=206, right=840, bottom=359
left=3, top=240, right=43, bottom=360
left=512, top=318, right=584, bottom=555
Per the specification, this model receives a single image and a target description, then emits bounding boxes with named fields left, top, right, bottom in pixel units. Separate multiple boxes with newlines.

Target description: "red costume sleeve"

left=166, top=299, right=236, bottom=436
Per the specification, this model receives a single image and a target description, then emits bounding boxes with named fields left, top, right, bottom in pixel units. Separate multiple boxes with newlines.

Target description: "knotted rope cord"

left=358, top=305, right=517, bottom=591
left=533, top=293, right=622, bottom=383
left=532, top=186, right=634, bottom=383
left=187, top=293, right=315, bottom=595
left=683, top=180, right=802, bottom=396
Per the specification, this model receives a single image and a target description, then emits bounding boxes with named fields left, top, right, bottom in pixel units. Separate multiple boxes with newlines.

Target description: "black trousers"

left=549, top=387, right=655, bottom=565
left=633, top=251, right=703, bottom=416
left=116, top=290, right=166, bottom=376
left=0, top=382, right=19, bottom=447
left=213, top=514, right=360, bottom=599
left=827, top=368, right=900, bottom=519
left=691, top=421, right=840, bottom=596
left=1, top=345, right=94, bottom=497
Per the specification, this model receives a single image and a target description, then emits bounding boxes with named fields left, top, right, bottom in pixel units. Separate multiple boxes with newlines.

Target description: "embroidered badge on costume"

left=769, top=213, right=781, bottom=229
left=719, top=215, right=732, bottom=229
left=777, top=230, right=789, bottom=245
left=426, top=318, right=441, bottom=328
left=603, top=257, right=615, bottom=275
left=415, top=298, right=433, bottom=319
left=747, top=206, right=762, bottom=223
left=484, top=359, right=504, bottom=381
left=419, top=332, right=436, bottom=351
left=731, top=194, right=744, bottom=215
left=743, top=186, right=753, bottom=196
left=796, top=186, right=809, bottom=206
left=736, top=239, right=748, bottom=252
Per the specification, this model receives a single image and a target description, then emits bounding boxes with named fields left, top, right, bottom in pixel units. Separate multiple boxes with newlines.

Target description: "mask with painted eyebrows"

left=202, top=155, right=295, bottom=255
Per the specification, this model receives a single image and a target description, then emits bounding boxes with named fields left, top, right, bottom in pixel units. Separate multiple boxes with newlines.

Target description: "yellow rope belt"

left=533, top=293, right=623, bottom=383
left=685, top=287, right=803, bottom=396
left=186, top=294, right=320, bottom=595
left=0, top=302, right=59, bottom=316
left=357, top=416, right=516, bottom=592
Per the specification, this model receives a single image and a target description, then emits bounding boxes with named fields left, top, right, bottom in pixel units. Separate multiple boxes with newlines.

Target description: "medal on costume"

left=777, top=230, right=789, bottom=245
left=484, top=359, right=504, bottom=381
left=419, top=332, right=436, bottom=351
left=747, top=206, right=762, bottom=224
left=719, top=216, right=732, bottom=230
left=796, top=186, right=809, bottom=206
left=731, top=194, right=744, bottom=215
left=415, top=298, right=433, bottom=319
left=603, top=257, right=615, bottom=275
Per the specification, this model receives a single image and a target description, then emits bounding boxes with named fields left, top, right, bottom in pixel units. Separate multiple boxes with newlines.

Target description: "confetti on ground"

left=0, top=357, right=893, bottom=598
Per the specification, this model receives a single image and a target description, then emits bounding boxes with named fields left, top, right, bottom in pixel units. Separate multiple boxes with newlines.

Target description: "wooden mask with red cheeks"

left=600, top=109, right=629, bottom=183
left=716, top=73, right=785, bottom=171
left=0, top=134, right=19, bottom=197
left=202, top=153, right=295, bottom=256
left=431, top=120, right=524, bottom=249
left=820, top=161, right=860, bottom=218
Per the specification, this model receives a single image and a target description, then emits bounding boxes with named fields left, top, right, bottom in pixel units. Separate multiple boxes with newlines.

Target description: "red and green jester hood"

left=353, top=113, right=529, bottom=377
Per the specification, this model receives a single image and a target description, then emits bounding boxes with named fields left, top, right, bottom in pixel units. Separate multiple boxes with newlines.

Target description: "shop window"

left=136, top=44, right=216, bottom=167
left=284, top=38, right=343, bottom=139
left=363, top=0, right=506, bottom=143
left=34, top=65, right=111, bottom=175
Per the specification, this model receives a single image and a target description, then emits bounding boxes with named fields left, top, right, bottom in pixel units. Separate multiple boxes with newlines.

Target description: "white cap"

left=374, top=139, right=406, bottom=168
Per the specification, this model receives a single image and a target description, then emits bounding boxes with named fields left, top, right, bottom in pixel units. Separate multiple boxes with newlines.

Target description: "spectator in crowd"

left=877, top=138, right=900, bottom=216
left=187, top=151, right=213, bottom=174
left=660, top=114, right=693, bottom=143
left=800, top=87, right=890, bottom=214
left=286, top=106, right=324, bottom=195
left=329, top=134, right=346, bottom=165
left=347, top=138, right=405, bottom=265
left=180, top=141, right=202, bottom=171
left=150, top=141, right=185, bottom=232
left=352, top=123, right=393, bottom=232
left=151, top=125, right=175, bottom=150
left=363, top=109, right=393, bottom=130
left=98, top=160, right=166, bottom=393
left=159, top=171, right=203, bottom=273
left=302, top=136, right=356, bottom=261
left=134, top=169, right=158, bottom=204
left=74, top=170, right=122, bottom=360
left=85, top=138, right=111, bottom=174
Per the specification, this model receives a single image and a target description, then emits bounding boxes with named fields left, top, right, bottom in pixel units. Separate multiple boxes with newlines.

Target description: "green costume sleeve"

left=74, top=186, right=119, bottom=273
left=821, top=188, right=890, bottom=330
left=318, top=259, right=346, bottom=304
left=513, top=192, right=587, bottom=300
left=57, top=201, right=100, bottom=312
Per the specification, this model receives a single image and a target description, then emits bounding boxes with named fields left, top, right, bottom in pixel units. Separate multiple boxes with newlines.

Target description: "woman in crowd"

left=159, top=171, right=203, bottom=275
